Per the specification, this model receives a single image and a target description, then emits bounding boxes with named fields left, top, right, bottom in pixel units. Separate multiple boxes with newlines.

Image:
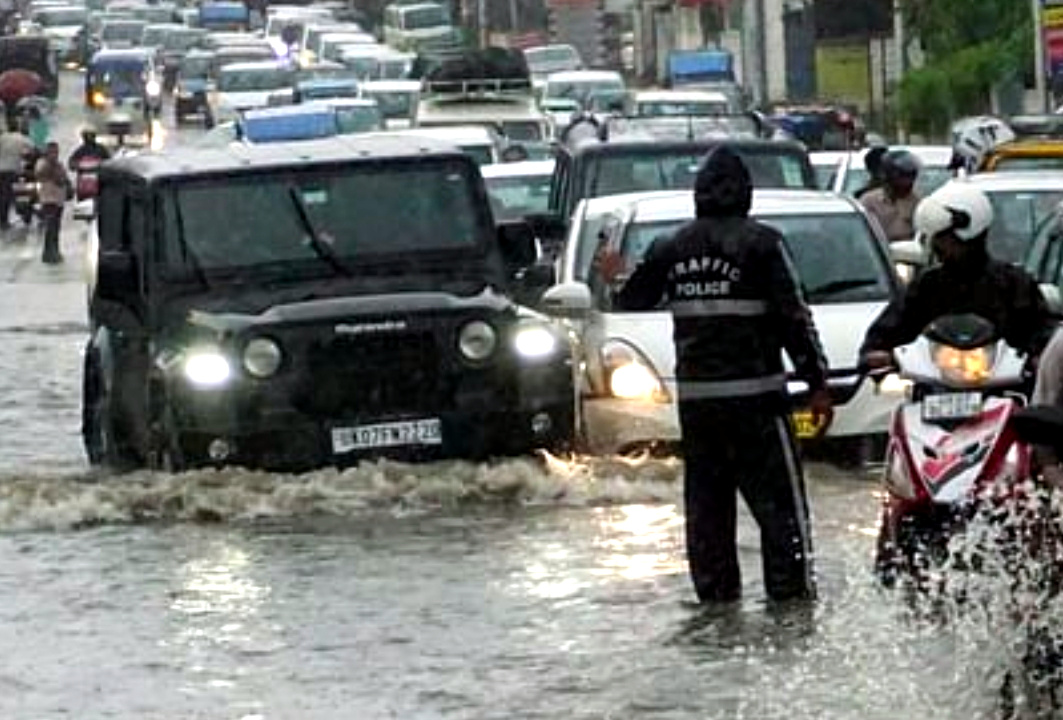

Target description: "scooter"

left=873, top=313, right=1032, bottom=588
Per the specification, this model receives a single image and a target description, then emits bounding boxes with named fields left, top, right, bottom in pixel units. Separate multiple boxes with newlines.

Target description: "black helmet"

left=881, top=148, right=920, bottom=180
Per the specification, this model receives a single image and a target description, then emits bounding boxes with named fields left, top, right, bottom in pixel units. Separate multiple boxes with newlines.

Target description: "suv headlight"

left=600, top=339, right=668, bottom=402
left=513, top=323, right=557, bottom=359
left=459, top=320, right=497, bottom=361
left=243, top=337, right=283, bottom=378
left=183, top=349, right=232, bottom=387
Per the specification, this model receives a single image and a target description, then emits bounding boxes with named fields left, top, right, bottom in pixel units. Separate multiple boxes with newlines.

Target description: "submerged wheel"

left=82, top=353, right=140, bottom=471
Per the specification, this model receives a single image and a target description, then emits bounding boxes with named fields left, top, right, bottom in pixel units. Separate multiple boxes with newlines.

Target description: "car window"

left=484, top=173, right=552, bottom=222
left=986, top=190, right=1063, bottom=265
left=217, top=67, right=292, bottom=92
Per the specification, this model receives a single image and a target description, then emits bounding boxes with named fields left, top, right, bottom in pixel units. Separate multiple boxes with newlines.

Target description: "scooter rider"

left=860, top=148, right=921, bottom=243
left=68, top=127, right=110, bottom=170
left=598, top=146, right=833, bottom=604
left=860, top=184, right=1051, bottom=372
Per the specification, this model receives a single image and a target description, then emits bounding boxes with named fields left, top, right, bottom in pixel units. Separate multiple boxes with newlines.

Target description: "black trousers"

left=40, top=203, right=61, bottom=262
left=0, top=170, right=16, bottom=230
left=679, top=397, right=815, bottom=603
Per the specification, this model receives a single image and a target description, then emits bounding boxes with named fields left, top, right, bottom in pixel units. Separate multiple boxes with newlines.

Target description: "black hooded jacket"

left=612, top=146, right=829, bottom=403
left=860, top=245, right=1052, bottom=358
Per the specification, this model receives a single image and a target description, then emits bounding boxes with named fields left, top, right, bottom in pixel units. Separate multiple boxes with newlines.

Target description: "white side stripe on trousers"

left=775, top=416, right=814, bottom=586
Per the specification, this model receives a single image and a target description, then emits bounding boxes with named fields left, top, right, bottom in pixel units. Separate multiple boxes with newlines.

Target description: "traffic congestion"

left=2, top=0, right=1063, bottom=716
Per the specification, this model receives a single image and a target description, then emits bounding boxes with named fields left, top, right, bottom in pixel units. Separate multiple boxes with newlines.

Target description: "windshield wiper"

left=804, top=278, right=880, bottom=301
left=173, top=192, right=209, bottom=290
left=287, top=187, right=351, bottom=277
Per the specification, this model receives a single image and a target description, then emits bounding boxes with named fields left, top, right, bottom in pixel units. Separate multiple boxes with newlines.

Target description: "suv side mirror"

left=95, top=250, right=138, bottom=302
left=1041, top=283, right=1063, bottom=317
left=498, top=221, right=538, bottom=270
left=540, top=281, right=592, bottom=318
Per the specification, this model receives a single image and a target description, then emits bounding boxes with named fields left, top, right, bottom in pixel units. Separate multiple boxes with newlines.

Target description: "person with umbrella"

left=0, top=69, right=43, bottom=130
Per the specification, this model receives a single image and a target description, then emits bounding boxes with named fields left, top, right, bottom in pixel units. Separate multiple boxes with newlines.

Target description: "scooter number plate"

left=921, top=392, right=982, bottom=421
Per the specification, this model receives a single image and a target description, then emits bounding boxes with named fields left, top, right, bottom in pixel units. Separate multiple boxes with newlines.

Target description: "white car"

left=906, top=171, right=1063, bottom=266
left=481, top=160, right=555, bottom=223
left=28, top=5, right=87, bottom=64
left=810, top=150, right=847, bottom=190
left=630, top=89, right=735, bottom=117
left=542, top=189, right=907, bottom=455
left=359, top=79, right=420, bottom=128
left=832, top=145, right=955, bottom=197
left=211, top=61, right=296, bottom=122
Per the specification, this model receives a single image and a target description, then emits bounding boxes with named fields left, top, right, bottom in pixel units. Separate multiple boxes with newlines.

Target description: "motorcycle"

left=873, top=313, right=1032, bottom=589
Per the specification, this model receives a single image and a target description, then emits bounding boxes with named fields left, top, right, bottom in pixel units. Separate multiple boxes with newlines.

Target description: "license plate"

left=791, top=410, right=822, bottom=439
left=921, top=392, right=982, bottom=421
left=331, top=418, right=442, bottom=453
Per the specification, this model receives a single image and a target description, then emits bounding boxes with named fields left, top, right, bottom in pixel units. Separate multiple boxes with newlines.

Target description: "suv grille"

left=298, top=332, right=444, bottom=417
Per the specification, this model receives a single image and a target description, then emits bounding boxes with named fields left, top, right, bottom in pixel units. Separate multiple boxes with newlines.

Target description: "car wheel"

left=82, top=352, right=139, bottom=471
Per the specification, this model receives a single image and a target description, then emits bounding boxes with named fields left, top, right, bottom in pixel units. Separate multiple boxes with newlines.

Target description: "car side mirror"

left=1041, top=283, right=1063, bottom=317
left=540, top=281, right=592, bottom=319
left=498, top=221, right=538, bottom=271
left=95, top=250, right=137, bottom=302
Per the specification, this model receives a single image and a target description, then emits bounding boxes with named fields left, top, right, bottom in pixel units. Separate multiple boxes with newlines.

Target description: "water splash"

left=0, top=453, right=683, bottom=532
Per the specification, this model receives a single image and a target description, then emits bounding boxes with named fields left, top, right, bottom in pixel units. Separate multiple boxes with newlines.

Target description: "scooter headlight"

left=145, top=79, right=161, bottom=97
left=932, top=343, right=996, bottom=385
left=183, top=349, right=232, bottom=388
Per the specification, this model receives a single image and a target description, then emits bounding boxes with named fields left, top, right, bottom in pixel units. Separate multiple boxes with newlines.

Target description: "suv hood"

left=177, top=287, right=516, bottom=336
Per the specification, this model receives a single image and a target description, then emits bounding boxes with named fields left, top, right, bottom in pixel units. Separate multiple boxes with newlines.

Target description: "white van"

left=381, top=2, right=458, bottom=53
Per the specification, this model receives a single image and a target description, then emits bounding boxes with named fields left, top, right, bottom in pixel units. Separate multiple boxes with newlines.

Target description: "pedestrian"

left=859, top=149, right=921, bottom=244
left=24, top=106, right=49, bottom=150
left=34, top=141, right=71, bottom=264
left=597, top=146, right=834, bottom=604
left=0, top=121, right=34, bottom=234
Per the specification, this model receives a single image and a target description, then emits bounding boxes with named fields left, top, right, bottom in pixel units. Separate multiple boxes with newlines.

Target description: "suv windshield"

left=101, top=21, right=146, bottom=43
left=161, top=161, right=488, bottom=276
left=584, top=149, right=810, bottom=198
left=524, top=46, right=578, bottom=71
left=37, top=8, right=87, bottom=26
left=585, top=212, right=891, bottom=304
left=403, top=5, right=448, bottom=30
left=364, top=89, right=415, bottom=118
left=217, top=66, right=292, bottom=92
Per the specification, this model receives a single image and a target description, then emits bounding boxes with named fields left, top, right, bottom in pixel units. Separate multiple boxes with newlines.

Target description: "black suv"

left=83, top=137, right=577, bottom=472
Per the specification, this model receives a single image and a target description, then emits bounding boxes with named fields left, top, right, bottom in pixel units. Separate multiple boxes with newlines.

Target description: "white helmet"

left=950, top=115, right=1015, bottom=168
left=914, top=183, right=994, bottom=241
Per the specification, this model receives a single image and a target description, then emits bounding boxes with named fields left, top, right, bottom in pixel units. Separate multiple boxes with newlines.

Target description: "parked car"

left=82, top=136, right=576, bottom=471
left=540, top=189, right=905, bottom=456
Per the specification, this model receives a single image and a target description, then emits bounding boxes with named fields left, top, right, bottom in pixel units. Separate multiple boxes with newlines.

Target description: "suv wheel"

left=82, top=353, right=139, bottom=471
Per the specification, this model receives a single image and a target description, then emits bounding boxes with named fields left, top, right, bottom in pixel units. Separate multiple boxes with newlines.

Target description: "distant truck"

left=664, top=49, right=746, bottom=110
left=198, top=2, right=250, bottom=32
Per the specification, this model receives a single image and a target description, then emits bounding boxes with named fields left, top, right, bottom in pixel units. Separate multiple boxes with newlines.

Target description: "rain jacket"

left=612, top=146, right=830, bottom=404
left=860, top=248, right=1052, bottom=358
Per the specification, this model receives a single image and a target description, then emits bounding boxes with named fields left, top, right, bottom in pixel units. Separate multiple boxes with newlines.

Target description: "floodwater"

left=0, top=72, right=1056, bottom=720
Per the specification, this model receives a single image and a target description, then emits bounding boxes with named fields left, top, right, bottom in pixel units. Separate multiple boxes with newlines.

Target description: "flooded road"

left=0, top=72, right=1042, bottom=720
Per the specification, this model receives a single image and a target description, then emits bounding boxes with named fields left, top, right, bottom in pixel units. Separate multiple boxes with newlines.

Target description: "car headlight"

left=513, top=323, right=557, bottom=359
left=183, top=350, right=232, bottom=387
left=932, top=343, right=995, bottom=385
left=145, top=79, right=161, bottom=97
left=243, top=337, right=282, bottom=378
left=458, top=320, right=497, bottom=361
left=600, top=339, right=667, bottom=402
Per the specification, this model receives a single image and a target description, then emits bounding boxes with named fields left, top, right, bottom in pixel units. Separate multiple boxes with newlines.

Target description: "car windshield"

left=90, top=63, right=145, bottom=94
left=635, top=100, right=730, bottom=117
left=403, top=5, right=448, bottom=30
left=598, top=213, right=891, bottom=305
left=813, top=162, right=837, bottom=189
left=484, top=173, right=552, bottom=221
left=140, top=26, right=175, bottom=46
left=335, top=104, right=381, bottom=132
left=217, top=66, right=292, bottom=92
left=37, top=8, right=87, bottom=25
left=377, top=57, right=411, bottom=79
left=161, top=161, right=487, bottom=275
left=101, top=21, right=145, bottom=42
left=364, top=89, right=415, bottom=118
left=163, top=29, right=204, bottom=51
left=984, top=189, right=1063, bottom=265
left=842, top=162, right=953, bottom=197
left=499, top=120, right=542, bottom=142
left=460, top=144, right=494, bottom=166
left=180, top=56, right=212, bottom=77
left=584, top=149, right=811, bottom=198
left=991, top=156, right=1063, bottom=172
left=545, top=78, right=623, bottom=103
left=525, top=46, right=578, bottom=71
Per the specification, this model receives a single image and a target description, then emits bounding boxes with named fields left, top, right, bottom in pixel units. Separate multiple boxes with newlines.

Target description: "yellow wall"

left=815, top=41, right=870, bottom=111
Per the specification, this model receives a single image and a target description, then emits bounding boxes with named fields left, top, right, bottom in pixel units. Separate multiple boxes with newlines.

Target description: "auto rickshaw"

left=976, top=114, right=1063, bottom=172
left=84, top=48, right=162, bottom=147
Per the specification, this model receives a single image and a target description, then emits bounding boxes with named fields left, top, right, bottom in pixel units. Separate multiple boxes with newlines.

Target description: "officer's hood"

left=694, top=145, right=752, bottom=219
